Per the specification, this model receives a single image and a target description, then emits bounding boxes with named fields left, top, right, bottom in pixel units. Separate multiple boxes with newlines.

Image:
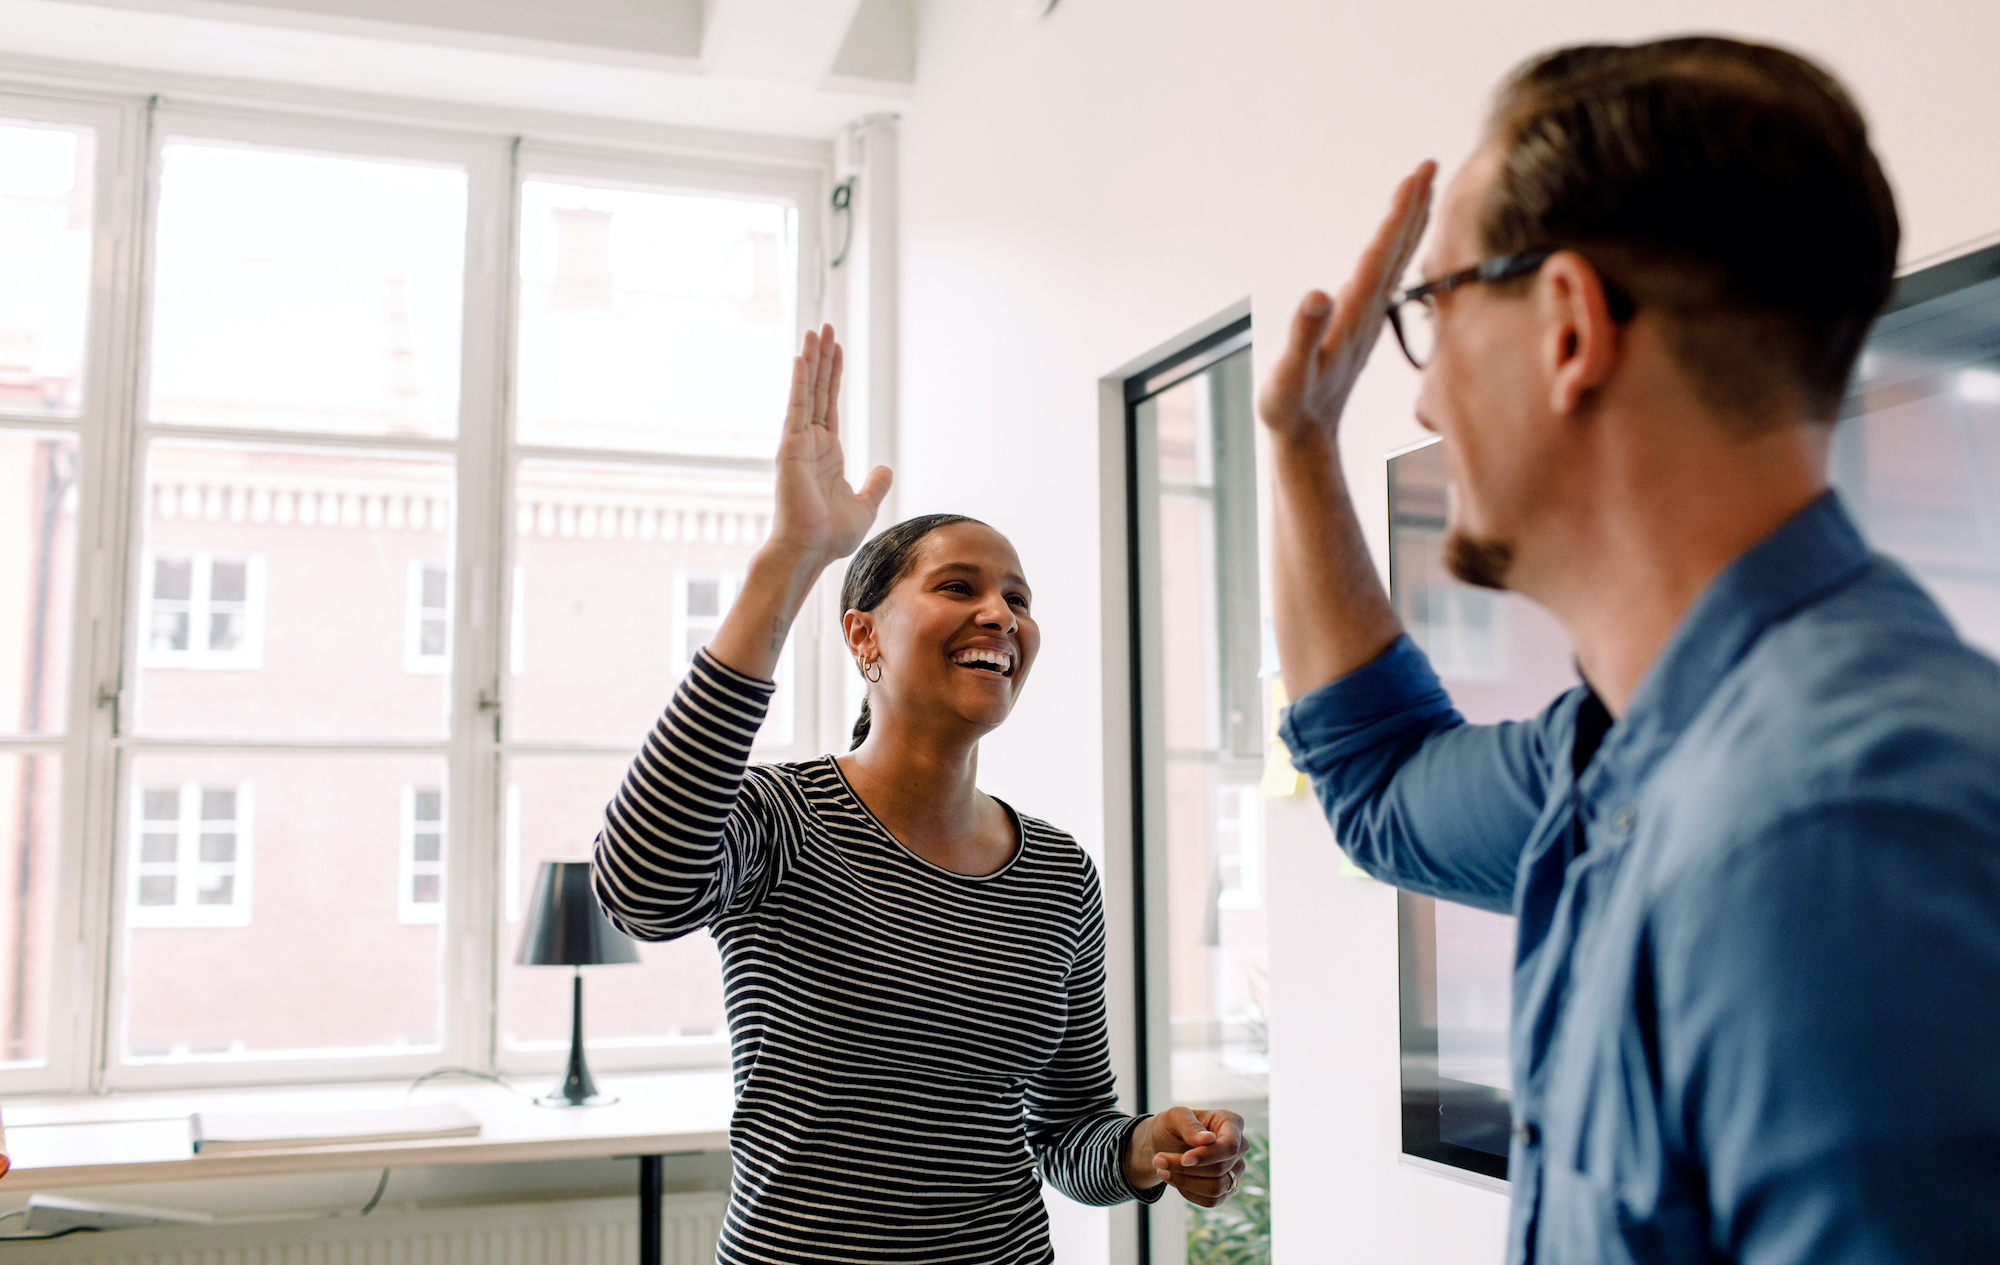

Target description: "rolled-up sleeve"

left=1279, top=635, right=1564, bottom=913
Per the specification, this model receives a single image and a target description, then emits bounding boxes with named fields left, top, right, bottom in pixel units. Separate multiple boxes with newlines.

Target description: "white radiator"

left=4, top=1191, right=726, bottom=1265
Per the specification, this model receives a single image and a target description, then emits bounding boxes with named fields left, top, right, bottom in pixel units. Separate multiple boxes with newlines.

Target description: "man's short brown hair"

left=1482, top=37, right=1900, bottom=423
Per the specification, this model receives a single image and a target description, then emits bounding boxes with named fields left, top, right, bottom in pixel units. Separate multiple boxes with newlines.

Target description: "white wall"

left=896, top=1, right=2000, bottom=1260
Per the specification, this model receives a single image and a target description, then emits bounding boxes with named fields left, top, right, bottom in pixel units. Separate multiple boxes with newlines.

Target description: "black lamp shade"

left=516, top=861, right=640, bottom=967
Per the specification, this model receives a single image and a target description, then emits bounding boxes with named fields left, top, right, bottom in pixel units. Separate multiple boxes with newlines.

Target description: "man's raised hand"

left=769, top=323, right=893, bottom=567
left=1257, top=162, right=1435, bottom=445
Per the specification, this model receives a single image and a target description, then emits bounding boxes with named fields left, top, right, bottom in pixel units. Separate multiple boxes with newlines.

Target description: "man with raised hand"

left=1263, top=37, right=2000, bottom=1265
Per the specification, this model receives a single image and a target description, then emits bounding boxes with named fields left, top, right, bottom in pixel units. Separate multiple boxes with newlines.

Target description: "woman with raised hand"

left=592, top=324, right=1247, bottom=1263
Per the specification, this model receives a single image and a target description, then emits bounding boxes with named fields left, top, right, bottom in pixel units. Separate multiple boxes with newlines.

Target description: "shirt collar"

left=1596, top=490, right=1874, bottom=777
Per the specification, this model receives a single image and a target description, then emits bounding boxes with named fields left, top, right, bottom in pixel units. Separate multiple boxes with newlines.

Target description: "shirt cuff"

left=693, top=646, right=779, bottom=695
left=1118, top=1116, right=1169, bottom=1205
left=1278, top=634, right=1457, bottom=775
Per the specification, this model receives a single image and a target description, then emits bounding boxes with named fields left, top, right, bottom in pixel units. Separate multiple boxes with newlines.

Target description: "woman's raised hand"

left=703, top=325, right=891, bottom=682
left=769, top=324, right=893, bottom=568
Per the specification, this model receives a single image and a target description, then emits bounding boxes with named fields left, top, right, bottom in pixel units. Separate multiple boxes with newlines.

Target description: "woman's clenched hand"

left=1123, top=1105, right=1249, bottom=1209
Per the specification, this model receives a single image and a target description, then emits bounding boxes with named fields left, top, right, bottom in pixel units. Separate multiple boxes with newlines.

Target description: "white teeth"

left=951, top=648, right=1013, bottom=674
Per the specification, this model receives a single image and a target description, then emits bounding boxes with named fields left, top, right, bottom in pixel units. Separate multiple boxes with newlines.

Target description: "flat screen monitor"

left=1389, top=240, right=2000, bottom=1183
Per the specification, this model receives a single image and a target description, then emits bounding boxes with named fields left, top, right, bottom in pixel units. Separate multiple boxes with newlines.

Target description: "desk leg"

left=640, top=1154, right=663, bottom=1265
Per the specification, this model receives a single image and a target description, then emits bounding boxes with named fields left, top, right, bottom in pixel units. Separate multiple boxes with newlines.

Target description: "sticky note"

left=1259, top=676, right=1305, bottom=799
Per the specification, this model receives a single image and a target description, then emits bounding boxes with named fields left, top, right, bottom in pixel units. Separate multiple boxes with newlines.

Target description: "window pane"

left=501, top=759, right=724, bottom=1056
left=136, top=440, right=454, bottom=738
left=209, top=559, right=248, bottom=602
left=515, top=180, right=795, bottom=456
left=0, top=753, right=63, bottom=1067
left=508, top=460, right=792, bottom=746
left=0, top=432, right=79, bottom=736
left=1133, top=349, right=1272, bottom=1257
left=154, top=557, right=192, bottom=601
left=147, top=142, right=467, bottom=438
left=0, top=120, right=94, bottom=418
left=122, top=752, right=445, bottom=1063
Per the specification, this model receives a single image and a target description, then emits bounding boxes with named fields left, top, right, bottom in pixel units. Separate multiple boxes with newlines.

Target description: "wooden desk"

left=1, top=1071, right=734, bottom=1263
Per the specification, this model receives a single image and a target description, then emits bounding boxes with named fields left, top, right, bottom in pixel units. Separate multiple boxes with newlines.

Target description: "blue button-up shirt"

left=1281, top=493, right=2000, bottom=1264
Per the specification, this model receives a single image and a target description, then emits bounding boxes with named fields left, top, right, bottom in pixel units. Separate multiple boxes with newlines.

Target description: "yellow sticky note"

left=1259, top=677, right=1306, bottom=799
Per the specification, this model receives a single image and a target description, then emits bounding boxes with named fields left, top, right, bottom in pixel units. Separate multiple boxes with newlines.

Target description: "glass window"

left=146, top=142, right=467, bottom=438
left=405, top=560, right=451, bottom=674
left=135, top=440, right=455, bottom=738
left=506, top=462, right=793, bottom=749
left=499, top=758, right=726, bottom=1058
left=514, top=180, right=796, bottom=457
left=129, top=780, right=253, bottom=928
left=0, top=119, right=94, bottom=418
left=139, top=551, right=265, bottom=669
left=399, top=784, right=445, bottom=924
left=0, top=96, right=820, bottom=1094
left=0, top=431, right=80, bottom=735
left=1129, top=336, right=1270, bottom=1259
left=121, top=752, right=446, bottom=1064
left=0, top=752, right=63, bottom=1068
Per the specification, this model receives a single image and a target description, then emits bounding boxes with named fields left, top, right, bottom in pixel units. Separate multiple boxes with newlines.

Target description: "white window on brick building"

left=672, top=570, right=793, bottom=746
left=671, top=571, right=737, bottom=674
left=399, top=784, right=445, bottom=925
left=130, top=782, right=253, bottom=928
left=141, top=552, right=265, bottom=670
left=405, top=559, right=451, bottom=674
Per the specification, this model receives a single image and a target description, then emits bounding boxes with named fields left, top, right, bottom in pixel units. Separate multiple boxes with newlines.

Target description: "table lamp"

left=516, top=860, right=639, bottom=1107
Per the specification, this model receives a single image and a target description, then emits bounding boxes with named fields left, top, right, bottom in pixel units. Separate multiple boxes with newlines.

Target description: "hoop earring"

left=857, top=656, right=881, bottom=683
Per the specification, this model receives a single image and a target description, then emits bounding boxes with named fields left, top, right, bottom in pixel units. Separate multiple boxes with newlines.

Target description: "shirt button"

left=1513, top=1120, right=1540, bottom=1146
left=1612, top=806, right=1635, bottom=833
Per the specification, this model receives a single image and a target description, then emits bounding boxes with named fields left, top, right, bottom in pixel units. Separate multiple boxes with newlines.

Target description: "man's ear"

left=1538, top=250, right=1622, bottom=416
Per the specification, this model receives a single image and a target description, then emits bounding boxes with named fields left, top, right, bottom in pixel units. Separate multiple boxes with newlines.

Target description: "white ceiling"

left=0, top=0, right=916, bottom=137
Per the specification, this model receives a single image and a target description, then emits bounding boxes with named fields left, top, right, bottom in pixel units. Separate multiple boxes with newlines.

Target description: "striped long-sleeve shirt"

left=592, top=650, right=1158, bottom=1264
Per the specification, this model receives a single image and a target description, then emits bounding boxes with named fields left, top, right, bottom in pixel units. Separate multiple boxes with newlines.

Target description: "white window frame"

left=0, top=67, right=843, bottom=1097
left=404, top=558, right=452, bottom=675
left=128, top=780, right=255, bottom=929
left=398, top=783, right=446, bottom=925
left=138, top=550, right=266, bottom=670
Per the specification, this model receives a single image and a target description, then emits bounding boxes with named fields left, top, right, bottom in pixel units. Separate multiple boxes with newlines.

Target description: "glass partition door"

left=1128, top=323, right=1269, bottom=1264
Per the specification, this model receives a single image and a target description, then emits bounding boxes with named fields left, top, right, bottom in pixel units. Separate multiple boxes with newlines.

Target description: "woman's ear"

left=1538, top=250, right=1623, bottom=417
left=842, top=609, right=875, bottom=662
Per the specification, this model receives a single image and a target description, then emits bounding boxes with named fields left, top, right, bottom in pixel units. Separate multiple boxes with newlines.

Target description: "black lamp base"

left=536, top=967, right=618, bottom=1109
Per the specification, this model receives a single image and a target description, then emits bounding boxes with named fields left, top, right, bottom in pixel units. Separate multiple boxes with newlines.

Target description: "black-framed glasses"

left=1384, top=249, right=1554, bottom=369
